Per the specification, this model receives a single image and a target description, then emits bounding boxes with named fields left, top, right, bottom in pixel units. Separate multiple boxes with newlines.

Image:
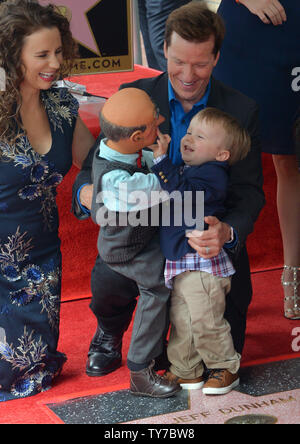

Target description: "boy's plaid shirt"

left=164, top=249, right=235, bottom=289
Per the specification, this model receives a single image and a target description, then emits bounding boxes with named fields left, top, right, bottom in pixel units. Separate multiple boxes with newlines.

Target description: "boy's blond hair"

left=194, top=108, right=251, bottom=165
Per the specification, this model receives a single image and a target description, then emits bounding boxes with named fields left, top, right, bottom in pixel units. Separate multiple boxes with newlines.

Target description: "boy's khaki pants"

left=168, top=270, right=241, bottom=379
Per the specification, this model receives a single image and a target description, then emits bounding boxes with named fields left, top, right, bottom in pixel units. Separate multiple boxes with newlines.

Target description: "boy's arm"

left=152, top=156, right=226, bottom=203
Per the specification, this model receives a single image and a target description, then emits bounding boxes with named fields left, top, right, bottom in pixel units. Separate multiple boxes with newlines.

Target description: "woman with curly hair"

left=0, top=0, right=95, bottom=401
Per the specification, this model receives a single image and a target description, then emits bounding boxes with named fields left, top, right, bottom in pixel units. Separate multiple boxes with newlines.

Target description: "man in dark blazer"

left=72, top=2, right=265, bottom=379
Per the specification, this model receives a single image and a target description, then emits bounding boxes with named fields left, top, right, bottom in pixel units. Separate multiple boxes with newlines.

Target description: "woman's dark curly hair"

left=0, top=0, right=78, bottom=146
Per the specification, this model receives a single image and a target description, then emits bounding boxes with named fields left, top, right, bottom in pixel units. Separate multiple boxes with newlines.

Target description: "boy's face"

left=180, top=117, right=229, bottom=166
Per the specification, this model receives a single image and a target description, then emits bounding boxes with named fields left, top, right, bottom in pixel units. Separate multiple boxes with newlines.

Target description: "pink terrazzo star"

left=39, top=0, right=101, bottom=55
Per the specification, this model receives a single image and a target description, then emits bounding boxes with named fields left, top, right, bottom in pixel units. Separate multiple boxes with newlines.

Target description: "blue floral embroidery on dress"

left=0, top=227, right=61, bottom=331
left=0, top=88, right=78, bottom=232
left=10, top=288, right=35, bottom=307
left=0, top=326, right=59, bottom=399
left=0, top=326, right=65, bottom=400
left=1, top=137, right=35, bottom=167
left=0, top=327, right=47, bottom=371
left=22, top=264, right=45, bottom=284
left=0, top=227, right=32, bottom=283
left=11, top=377, right=36, bottom=398
left=41, top=88, right=78, bottom=132
left=2, top=263, right=20, bottom=282
left=19, top=170, right=63, bottom=232
left=0, top=137, right=61, bottom=232
left=30, top=161, right=49, bottom=183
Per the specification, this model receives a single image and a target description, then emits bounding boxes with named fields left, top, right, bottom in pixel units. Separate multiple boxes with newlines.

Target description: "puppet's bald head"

left=99, top=88, right=164, bottom=154
left=102, top=88, right=157, bottom=127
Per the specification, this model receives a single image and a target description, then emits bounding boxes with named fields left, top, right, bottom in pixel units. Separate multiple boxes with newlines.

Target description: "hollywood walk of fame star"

left=39, top=0, right=101, bottom=55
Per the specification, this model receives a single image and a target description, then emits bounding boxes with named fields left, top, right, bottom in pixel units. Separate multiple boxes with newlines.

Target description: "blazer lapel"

left=151, top=73, right=170, bottom=134
left=207, top=76, right=223, bottom=109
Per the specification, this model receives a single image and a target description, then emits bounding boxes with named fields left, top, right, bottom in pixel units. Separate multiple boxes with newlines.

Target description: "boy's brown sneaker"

left=164, top=371, right=204, bottom=390
left=202, top=369, right=239, bottom=395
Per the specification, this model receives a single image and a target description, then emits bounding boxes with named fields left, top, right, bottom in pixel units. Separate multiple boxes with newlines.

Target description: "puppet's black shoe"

left=86, top=326, right=123, bottom=376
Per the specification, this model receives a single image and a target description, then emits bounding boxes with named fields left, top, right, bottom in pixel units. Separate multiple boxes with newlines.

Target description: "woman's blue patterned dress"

left=0, top=88, right=78, bottom=401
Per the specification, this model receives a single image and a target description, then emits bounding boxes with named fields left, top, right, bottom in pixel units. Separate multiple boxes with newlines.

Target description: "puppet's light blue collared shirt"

left=76, top=140, right=163, bottom=214
left=98, top=139, right=163, bottom=212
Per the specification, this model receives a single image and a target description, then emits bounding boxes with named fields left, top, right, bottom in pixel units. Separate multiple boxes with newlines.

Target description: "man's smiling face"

left=164, top=32, right=219, bottom=110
